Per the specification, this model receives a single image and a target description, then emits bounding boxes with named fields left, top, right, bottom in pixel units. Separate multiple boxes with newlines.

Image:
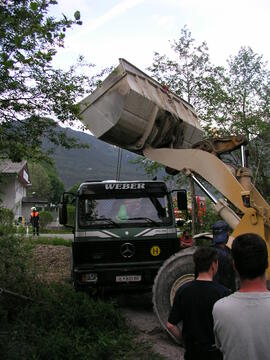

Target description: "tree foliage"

left=27, top=160, right=65, bottom=203
left=0, top=0, right=107, bottom=162
left=42, top=160, right=65, bottom=204
left=27, top=162, right=51, bottom=200
left=148, top=26, right=212, bottom=111
left=203, top=47, right=270, bottom=199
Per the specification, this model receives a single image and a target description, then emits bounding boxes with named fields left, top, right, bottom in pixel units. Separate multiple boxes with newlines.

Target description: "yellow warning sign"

left=150, top=246, right=160, bottom=256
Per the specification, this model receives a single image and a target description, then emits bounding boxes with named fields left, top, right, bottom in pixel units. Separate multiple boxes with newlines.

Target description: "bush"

left=16, top=225, right=26, bottom=235
left=0, top=235, right=161, bottom=360
left=39, top=211, right=53, bottom=229
left=0, top=283, right=136, bottom=360
left=0, top=234, right=36, bottom=295
left=0, top=207, right=15, bottom=235
left=0, top=207, right=14, bottom=226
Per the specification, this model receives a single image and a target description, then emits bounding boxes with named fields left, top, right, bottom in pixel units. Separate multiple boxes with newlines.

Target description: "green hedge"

left=39, top=211, right=54, bottom=229
left=0, top=207, right=15, bottom=235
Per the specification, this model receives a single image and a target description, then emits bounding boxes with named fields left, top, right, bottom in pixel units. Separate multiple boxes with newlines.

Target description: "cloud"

left=152, top=14, right=176, bottom=29
left=85, top=0, right=146, bottom=31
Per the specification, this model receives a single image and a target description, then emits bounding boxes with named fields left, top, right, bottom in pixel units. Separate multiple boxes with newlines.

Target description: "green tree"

left=148, top=26, right=215, bottom=116
left=68, top=182, right=80, bottom=195
left=202, top=47, right=270, bottom=200
left=48, top=172, right=65, bottom=204
left=0, top=0, right=106, bottom=162
left=42, top=161, right=65, bottom=204
left=27, top=162, right=51, bottom=200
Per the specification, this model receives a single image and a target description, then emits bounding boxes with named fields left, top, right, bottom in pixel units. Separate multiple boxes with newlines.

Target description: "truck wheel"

left=152, top=247, right=195, bottom=344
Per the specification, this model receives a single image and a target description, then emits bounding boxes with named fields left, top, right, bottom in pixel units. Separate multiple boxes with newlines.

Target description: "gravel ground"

left=33, top=245, right=184, bottom=359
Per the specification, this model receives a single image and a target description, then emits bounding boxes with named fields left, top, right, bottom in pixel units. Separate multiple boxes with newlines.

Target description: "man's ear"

left=211, top=259, right=218, bottom=274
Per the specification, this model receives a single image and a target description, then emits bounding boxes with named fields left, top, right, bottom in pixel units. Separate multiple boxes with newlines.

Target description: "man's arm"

left=212, top=303, right=222, bottom=349
left=166, top=321, right=182, bottom=340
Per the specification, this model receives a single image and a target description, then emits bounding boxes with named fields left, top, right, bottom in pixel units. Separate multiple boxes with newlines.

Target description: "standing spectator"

left=212, top=220, right=236, bottom=291
left=180, top=229, right=193, bottom=248
left=213, top=233, right=270, bottom=360
left=167, top=247, right=230, bottom=360
left=30, top=206, right=39, bottom=236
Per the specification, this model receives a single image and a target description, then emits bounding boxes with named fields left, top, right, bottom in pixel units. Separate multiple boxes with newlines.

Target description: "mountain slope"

left=46, top=127, right=153, bottom=189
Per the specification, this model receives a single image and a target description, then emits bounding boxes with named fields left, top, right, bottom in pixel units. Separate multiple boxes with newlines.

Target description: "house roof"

left=0, top=159, right=31, bottom=187
left=22, top=197, right=48, bottom=204
left=0, top=159, right=27, bottom=174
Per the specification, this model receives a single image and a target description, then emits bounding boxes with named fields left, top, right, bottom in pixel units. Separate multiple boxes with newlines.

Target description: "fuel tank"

left=79, top=58, right=203, bottom=153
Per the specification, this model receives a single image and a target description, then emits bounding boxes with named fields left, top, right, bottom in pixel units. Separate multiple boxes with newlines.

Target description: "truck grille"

left=73, top=238, right=179, bottom=265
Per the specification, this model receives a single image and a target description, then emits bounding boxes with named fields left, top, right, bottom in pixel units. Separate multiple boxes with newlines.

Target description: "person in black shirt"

left=167, top=247, right=230, bottom=360
left=212, top=220, right=236, bottom=291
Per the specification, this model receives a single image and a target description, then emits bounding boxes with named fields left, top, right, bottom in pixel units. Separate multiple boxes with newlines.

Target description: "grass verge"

left=33, top=236, right=72, bottom=247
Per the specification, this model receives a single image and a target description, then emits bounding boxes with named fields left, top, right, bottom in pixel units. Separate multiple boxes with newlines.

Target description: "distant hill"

left=45, top=127, right=159, bottom=190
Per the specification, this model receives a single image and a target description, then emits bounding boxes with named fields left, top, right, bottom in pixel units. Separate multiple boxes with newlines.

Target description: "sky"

left=51, top=0, right=270, bottom=73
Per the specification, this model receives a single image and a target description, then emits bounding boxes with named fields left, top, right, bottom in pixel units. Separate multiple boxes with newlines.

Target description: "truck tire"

left=152, top=247, right=195, bottom=344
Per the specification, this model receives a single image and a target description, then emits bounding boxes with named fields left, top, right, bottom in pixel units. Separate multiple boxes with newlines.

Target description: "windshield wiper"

left=127, top=217, right=160, bottom=226
left=93, top=217, right=120, bottom=227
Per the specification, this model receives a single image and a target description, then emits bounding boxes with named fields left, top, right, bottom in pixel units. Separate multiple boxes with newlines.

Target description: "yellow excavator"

left=78, top=58, right=270, bottom=342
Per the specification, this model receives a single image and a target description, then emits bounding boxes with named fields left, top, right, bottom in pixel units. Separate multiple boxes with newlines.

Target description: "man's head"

left=193, top=247, right=218, bottom=274
left=232, top=233, right=268, bottom=280
left=213, top=220, right=229, bottom=245
left=31, top=206, right=36, bottom=211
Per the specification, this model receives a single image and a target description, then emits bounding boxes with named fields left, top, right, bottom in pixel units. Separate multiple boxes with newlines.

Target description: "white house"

left=0, top=160, right=31, bottom=219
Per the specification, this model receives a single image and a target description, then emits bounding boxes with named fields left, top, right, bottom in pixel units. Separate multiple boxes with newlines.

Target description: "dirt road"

left=34, top=245, right=184, bottom=359
left=117, top=292, right=184, bottom=359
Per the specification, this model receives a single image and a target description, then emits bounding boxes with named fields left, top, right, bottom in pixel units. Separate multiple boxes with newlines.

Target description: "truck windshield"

left=78, top=195, right=172, bottom=228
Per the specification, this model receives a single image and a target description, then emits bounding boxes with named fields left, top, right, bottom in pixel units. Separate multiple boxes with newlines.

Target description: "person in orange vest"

left=30, top=206, right=39, bottom=236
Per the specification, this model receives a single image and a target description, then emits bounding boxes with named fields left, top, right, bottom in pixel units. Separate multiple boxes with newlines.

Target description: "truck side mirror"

left=177, top=190, right=188, bottom=211
left=59, top=192, right=75, bottom=226
left=59, top=203, right=67, bottom=225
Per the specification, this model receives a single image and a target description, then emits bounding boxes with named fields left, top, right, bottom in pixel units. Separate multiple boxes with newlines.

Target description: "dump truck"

left=60, top=58, right=270, bottom=343
left=59, top=179, right=188, bottom=292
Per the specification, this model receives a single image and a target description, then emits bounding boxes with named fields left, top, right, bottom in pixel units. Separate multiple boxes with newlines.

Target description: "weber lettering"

left=105, top=183, right=145, bottom=190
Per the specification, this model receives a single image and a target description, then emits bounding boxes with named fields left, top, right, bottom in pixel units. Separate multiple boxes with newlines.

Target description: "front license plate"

left=116, top=275, right=142, bottom=282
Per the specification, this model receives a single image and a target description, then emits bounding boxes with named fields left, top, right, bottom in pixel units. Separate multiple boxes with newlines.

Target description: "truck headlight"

left=82, top=273, right=98, bottom=283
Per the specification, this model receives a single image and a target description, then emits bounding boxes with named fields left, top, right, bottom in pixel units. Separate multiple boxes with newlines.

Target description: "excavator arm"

left=144, top=147, right=270, bottom=249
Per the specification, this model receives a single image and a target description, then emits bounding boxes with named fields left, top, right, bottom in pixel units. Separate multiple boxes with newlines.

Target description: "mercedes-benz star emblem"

left=120, top=242, right=135, bottom=258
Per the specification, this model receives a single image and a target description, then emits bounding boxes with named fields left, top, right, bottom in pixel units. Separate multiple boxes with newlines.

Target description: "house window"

left=23, top=169, right=29, bottom=183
